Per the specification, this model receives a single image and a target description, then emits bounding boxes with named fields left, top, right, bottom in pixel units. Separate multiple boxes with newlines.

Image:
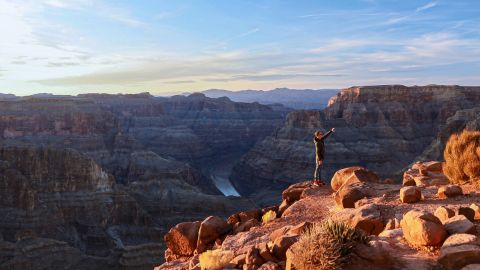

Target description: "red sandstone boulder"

left=258, top=242, right=277, bottom=262
left=234, top=219, right=261, bottom=234
left=334, top=183, right=367, bottom=209
left=399, top=186, right=422, bottom=203
left=470, top=203, right=480, bottom=220
left=458, top=207, right=476, bottom=222
left=439, top=243, right=480, bottom=270
left=245, top=246, right=265, bottom=266
left=438, top=185, right=463, bottom=199
left=282, top=181, right=311, bottom=204
left=434, top=206, right=455, bottom=224
left=164, top=221, right=201, bottom=257
left=349, top=204, right=384, bottom=235
left=239, top=209, right=262, bottom=222
left=400, top=210, right=447, bottom=247
left=444, top=215, right=476, bottom=235
left=269, top=226, right=292, bottom=242
left=331, top=166, right=379, bottom=191
left=404, top=161, right=449, bottom=187
left=271, top=234, right=299, bottom=260
left=196, top=216, right=231, bottom=253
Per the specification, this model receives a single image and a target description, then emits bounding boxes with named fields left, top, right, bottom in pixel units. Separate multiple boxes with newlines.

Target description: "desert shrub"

left=291, top=220, right=369, bottom=270
left=262, top=210, right=277, bottom=224
left=444, top=130, right=480, bottom=184
left=199, top=249, right=234, bottom=270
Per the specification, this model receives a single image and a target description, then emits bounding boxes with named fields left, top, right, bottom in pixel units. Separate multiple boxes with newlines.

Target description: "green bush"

left=291, top=220, right=369, bottom=270
left=444, top=130, right=480, bottom=184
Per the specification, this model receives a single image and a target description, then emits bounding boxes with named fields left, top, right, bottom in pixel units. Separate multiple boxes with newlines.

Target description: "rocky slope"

left=231, top=85, right=480, bottom=196
left=157, top=162, right=480, bottom=270
left=0, top=93, right=287, bottom=269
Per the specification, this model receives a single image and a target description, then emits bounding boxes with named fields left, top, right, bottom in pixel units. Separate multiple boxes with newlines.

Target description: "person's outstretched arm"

left=320, top=128, right=335, bottom=140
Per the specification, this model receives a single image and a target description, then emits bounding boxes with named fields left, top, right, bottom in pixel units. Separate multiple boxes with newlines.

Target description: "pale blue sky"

left=0, top=0, right=479, bottom=95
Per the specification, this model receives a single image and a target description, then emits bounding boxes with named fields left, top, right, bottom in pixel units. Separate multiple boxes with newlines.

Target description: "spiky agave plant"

left=292, top=220, right=369, bottom=270
left=319, top=220, right=370, bottom=256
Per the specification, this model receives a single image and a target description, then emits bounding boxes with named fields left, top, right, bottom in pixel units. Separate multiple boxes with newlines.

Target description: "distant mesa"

left=200, top=88, right=339, bottom=109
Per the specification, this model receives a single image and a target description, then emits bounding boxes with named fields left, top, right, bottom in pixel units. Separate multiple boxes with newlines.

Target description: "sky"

left=0, top=0, right=479, bottom=96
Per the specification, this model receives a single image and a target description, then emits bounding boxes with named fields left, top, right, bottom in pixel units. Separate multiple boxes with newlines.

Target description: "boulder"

left=439, top=244, right=480, bottom=270
left=349, top=204, right=384, bottom=235
left=379, top=228, right=403, bottom=239
left=444, top=215, right=476, bottom=235
left=434, top=206, right=455, bottom=224
left=230, top=254, right=246, bottom=266
left=399, top=186, right=421, bottom=203
left=258, top=242, right=277, bottom=262
left=423, top=161, right=444, bottom=172
left=164, top=221, right=201, bottom=256
left=331, top=166, right=379, bottom=191
left=470, top=203, right=480, bottom=220
left=277, top=200, right=290, bottom=216
left=271, top=234, right=299, bottom=260
left=443, top=234, right=479, bottom=248
left=282, top=181, right=311, bottom=203
left=269, top=226, right=292, bottom=242
left=234, top=219, right=261, bottom=234
left=227, top=214, right=240, bottom=225
left=287, top=222, right=312, bottom=235
left=197, top=216, right=232, bottom=253
left=438, top=185, right=463, bottom=199
left=349, top=240, right=393, bottom=268
left=245, top=246, right=265, bottom=266
left=239, top=209, right=262, bottom=222
left=383, top=218, right=400, bottom=230
left=334, top=183, right=367, bottom=209
left=404, top=162, right=449, bottom=187
left=400, top=210, right=447, bottom=247
left=402, top=172, right=416, bottom=186
left=458, top=207, right=476, bottom=222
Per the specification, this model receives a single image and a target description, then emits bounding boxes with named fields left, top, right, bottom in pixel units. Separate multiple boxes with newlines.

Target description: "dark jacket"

left=314, top=130, right=333, bottom=161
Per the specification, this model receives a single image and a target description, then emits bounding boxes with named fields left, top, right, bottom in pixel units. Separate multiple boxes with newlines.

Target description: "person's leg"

left=314, top=160, right=320, bottom=181
left=318, top=161, right=323, bottom=182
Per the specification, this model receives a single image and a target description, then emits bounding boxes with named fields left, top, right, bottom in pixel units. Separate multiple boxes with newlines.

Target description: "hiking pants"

left=314, top=160, right=323, bottom=180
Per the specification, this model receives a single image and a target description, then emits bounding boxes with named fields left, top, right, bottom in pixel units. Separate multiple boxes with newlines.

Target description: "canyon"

left=1, top=85, right=480, bottom=269
left=0, top=92, right=288, bottom=269
left=231, top=85, right=480, bottom=197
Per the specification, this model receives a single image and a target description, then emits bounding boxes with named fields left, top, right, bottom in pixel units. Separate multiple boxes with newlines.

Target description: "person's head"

left=315, top=131, right=323, bottom=138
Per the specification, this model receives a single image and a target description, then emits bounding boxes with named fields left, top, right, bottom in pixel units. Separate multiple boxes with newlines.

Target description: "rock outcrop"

left=158, top=164, right=480, bottom=270
left=231, top=85, right=480, bottom=195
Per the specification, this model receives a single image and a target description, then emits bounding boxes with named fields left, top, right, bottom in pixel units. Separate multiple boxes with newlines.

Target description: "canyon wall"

left=230, top=85, right=480, bottom=196
left=0, top=93, right=287, bottom=269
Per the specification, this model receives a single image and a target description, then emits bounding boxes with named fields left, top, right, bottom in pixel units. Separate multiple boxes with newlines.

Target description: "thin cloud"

left=416, top=2, right=437, bottom=12
left=47, top=62, right=81, bottom=67
left=42, top=0, right=145, bottom=27
left=164, top=80, right=196, bottom=84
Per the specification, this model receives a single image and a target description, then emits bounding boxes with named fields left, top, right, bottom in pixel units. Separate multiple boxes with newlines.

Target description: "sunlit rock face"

left=230, top=85, right=480, bottom=196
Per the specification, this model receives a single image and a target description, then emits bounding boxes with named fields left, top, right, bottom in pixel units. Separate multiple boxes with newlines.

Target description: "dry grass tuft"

left=199, top=249, right=234, bottom=270
left=262, top=210, right=277, bottom=224
left=291, top=220, right=369, bottom=270
left=444, top=130, right=480, bottom=184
